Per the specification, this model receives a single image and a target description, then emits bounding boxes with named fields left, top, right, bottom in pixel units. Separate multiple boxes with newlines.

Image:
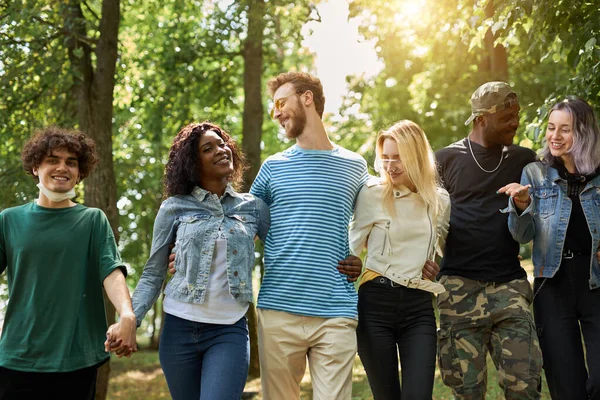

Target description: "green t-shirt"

left=0, top=202, right=125, bottom=372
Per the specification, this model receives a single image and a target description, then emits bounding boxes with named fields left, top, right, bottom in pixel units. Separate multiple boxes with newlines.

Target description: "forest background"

left=1, top=0, right=599, bottom=398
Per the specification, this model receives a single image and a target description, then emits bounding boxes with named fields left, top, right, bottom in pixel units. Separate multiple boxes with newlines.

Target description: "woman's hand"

left=497, top=183, right=532, bottom=211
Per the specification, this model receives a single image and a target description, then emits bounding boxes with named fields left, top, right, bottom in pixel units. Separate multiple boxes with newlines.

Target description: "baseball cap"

left=464, top=81, right=518, bottom=125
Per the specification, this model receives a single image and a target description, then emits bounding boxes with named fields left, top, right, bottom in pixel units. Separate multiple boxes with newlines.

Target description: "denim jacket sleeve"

left=132, top=200, right=179, bottom=327
left=506, top=168, right=536, bottom=244
left=256, top=197, right=271, bottom=242
left=349, top=184, right=373, bottom=256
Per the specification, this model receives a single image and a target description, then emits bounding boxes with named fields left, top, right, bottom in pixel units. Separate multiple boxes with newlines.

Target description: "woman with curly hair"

left=131, top=122, right=270, bottom=400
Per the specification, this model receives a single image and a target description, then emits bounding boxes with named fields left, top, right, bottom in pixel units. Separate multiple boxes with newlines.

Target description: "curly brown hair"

left=164, top=121, right=246, bottom=197
left=21, top=126, right=99, bottom=181
left=267, top=72, right=326, bottom=118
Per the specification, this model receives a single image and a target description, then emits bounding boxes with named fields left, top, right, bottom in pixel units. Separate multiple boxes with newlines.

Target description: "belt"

left=562, top=249, right=588, bottom=260
left=371, top=274, right=446, bottom=295
left=374, top=276, right=404, bottom=288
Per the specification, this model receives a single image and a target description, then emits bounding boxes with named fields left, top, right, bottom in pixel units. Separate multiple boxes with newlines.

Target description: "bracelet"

left=513, top=196, right=531, bottom=205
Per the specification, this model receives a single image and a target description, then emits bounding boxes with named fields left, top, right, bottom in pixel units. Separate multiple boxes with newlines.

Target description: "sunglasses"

left=379, top=158, right=402, bottom=165
left=269, top=90, right=307, bottom=119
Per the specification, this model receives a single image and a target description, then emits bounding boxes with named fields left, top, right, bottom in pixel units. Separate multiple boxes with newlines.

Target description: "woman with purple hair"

left=499, top=98, right=600, bottom=399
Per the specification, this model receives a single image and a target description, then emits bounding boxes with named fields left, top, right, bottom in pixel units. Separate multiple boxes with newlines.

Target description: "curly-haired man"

left=0, top=127, right=137, bottom=399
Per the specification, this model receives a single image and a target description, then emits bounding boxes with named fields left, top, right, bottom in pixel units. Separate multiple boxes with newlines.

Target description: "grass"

left=107, top=350, right=550, bottom=399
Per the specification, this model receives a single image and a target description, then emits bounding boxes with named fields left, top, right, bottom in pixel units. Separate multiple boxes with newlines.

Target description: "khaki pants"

left=257, top=309, right=357, bottom=400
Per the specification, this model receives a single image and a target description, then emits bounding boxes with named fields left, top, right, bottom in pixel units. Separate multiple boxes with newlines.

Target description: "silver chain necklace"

left=467, top=138, right=504, bottom=173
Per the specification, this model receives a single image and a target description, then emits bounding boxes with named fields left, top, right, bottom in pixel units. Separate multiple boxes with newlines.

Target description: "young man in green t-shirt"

left=0, top=127, right=137, bottom=399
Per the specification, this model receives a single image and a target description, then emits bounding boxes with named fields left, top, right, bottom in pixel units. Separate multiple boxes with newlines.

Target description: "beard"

left=484, top=124, right=517, bottom=147
left=497, top=130, right=517, bottom=147
left=285, top=106, right=307, bottom=139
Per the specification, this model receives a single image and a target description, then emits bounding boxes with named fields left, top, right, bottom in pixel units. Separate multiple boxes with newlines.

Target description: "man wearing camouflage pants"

left=435, top=82, right=542, bottom=399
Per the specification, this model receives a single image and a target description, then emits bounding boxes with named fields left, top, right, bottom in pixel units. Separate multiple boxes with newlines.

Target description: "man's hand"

left=104, top=314, right=137, bottom=358
left=336, top=255, right=362, bottom=283
left=168, top=252, right=176, bottom=275
left=422, top=260, right=440, bottom=281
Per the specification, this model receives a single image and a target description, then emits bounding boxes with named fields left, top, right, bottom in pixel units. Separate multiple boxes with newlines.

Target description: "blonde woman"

left=350, top=120, right=450, bottom=400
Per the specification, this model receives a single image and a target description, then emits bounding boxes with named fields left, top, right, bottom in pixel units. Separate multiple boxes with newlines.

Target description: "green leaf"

left=585, top=37, right=597, bottom=51
left=73, top=47, right=84, bottom=59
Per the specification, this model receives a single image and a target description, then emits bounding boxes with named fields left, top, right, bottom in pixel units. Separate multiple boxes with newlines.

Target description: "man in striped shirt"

left=250, top=72, right=368, bottom=400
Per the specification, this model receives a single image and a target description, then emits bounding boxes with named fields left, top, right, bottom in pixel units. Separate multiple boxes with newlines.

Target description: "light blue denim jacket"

left=504, top=161, right=600, bottom=289
left=132, top=185, right=270, bottom=326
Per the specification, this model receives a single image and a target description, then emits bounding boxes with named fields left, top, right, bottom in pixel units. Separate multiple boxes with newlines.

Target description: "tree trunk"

left=241, top=0, right=266, bottom=379
left=64, top=1, right=121, bottom=399
left=242, top=0, right=266, bottom=191
left=480, top=2, right=509, bottom=81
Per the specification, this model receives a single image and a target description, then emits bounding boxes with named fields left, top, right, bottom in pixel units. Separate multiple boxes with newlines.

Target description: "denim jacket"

left=132, top=185, right=270, bottom=326
left=504, top=161, right=600, bottom=289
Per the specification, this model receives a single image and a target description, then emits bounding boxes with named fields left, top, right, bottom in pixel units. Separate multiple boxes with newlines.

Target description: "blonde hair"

left=375, top=120, right=443, bottom=219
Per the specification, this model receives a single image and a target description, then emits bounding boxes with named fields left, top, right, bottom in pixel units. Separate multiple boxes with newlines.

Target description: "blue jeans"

left=159, top=313, right=250, bottom=400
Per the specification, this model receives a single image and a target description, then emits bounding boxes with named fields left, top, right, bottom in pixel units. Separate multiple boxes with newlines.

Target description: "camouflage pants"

left=437, top=276, right=543, bottom=400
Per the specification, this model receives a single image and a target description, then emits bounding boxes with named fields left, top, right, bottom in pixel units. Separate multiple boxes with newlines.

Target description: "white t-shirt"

left=163, top=228, right=249, bottom=324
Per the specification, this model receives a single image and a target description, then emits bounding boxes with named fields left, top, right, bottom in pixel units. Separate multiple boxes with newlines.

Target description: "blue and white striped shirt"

left=251, top=144, right=368, bottom=319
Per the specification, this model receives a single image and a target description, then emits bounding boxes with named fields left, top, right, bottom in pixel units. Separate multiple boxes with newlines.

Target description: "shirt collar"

left=191, top=183, right=238, bottom=202
left=392, top=185, right=413, bottom=198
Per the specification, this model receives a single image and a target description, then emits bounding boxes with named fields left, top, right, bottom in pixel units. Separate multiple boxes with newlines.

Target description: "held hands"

left=422, top=260, right=440, bottom=281
left=104, top=313, right=138, bottom=358
left=497, top=183, right=532, bottom=211
left=337, top=255, right=362, bottom=282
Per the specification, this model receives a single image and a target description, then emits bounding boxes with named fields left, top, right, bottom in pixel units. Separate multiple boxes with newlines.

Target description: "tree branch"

left=0, top=32, right=61, bottom=47
left=31, top=15, right=60, bottom=29
left=4, top=84, right=50, bottom=109
left=0, top=166, right=24, bottom=181
left=194, top=49, right=242, bottom=59
left=83, top=0, right=101, bottom=21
